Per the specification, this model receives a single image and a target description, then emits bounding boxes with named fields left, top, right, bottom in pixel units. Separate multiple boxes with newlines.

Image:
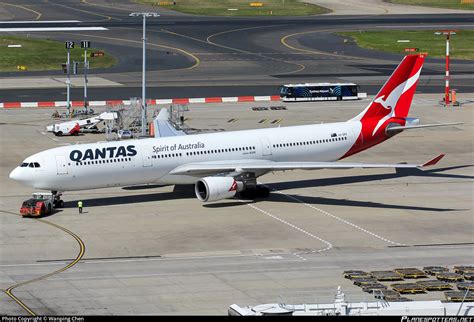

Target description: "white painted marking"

left=0, top=20, right=81, bottom=24
left=0, top=27, right=108, bottom=32
left=89, top=100, right=106, bottom=106
left=38, top=130, right=58, bottom=142
left=264, top=256, right=283, bottom=260
left=293, top=253, right=307, bottom=261
left=254, top=96, right=271, bottom=101
left=377, top=25, right=474, bottom=29
left=21, top=102, right=38, bottom=108
left=266, top=185, right=404, bottom=246
left=23, top=265, right=341, bottom=282
left=54, top=101, right=67, bottom=107
left=222, top=97, right=239, bottom=103
left=156, top=99, right=173, bottom=104
left=7, top=44, right=21, bottom=48
left=189, top=98, right=206, bottom=103
left=243, top=202, right=333, bottom=254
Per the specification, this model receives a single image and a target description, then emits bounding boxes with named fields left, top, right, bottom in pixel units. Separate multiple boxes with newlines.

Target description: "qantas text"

left=69, top=145, right=137, bottom=162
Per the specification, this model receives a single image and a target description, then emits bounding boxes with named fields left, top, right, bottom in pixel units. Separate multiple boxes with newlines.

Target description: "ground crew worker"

left=78, top=200, right=83, bottom=214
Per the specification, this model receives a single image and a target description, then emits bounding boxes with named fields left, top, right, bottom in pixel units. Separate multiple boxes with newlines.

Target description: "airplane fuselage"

left=11, top=121, right=360, bottom=191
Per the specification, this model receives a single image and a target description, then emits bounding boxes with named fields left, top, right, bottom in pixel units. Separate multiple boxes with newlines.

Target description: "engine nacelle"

left=195, top=177, right=243, bottom=202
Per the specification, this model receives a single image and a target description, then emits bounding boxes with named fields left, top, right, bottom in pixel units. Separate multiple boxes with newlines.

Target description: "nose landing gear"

left=52, top=191, right=64, bottom=208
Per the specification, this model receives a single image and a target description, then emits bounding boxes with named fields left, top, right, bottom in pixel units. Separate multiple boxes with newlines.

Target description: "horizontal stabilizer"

left=386, top=122, right=462, bottom=133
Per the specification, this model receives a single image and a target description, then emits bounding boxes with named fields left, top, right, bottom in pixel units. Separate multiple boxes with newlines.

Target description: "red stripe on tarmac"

left=106, top=100, right=124, bottom=106
left=38, top=101, right=55, bottom=107
left=72, top=101, right=84, bottom=107
left=3, top=102, right=21, bottom=108
left=172, top=98, right=190, bottom=104
left=237, top=96, right=255, bottom=102
left=270, top=95, right=281, bottom=101
left=205, top=97, right=223, bottom=103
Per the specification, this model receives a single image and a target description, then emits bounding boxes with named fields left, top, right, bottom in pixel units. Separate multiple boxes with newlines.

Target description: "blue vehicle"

left=279, top=83, right=359, bottom=102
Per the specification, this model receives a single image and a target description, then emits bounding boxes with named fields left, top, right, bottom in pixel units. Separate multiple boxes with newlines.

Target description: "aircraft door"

left=260, top=137, right=272, bottom=156
left=55, top=156, right=68, bottom=175
left=142, top=148, right=152, bottom=167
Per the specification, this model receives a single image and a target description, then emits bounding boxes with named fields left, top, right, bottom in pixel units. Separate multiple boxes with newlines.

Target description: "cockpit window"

left=29, top=163, right=34, bottom=168
left=33, top=162, right=40, bottom=168
left=20, top=163, right=28, bottom=167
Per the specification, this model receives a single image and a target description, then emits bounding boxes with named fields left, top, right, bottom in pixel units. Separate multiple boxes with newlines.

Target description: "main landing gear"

left=235, top=172, right=271, bottom=200
left=238, top=185, right=271, bottom=200
left=51, top=191, right=64, bottom=208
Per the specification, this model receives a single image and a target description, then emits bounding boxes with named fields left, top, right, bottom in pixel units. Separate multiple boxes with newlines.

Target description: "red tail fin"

left=352, top=54, right=426, bottom=126
left=343, top=54, right=426, bottom=158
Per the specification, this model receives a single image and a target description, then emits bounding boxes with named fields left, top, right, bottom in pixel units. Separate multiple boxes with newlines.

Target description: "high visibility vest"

left=78, top=201, right=83, bottom=207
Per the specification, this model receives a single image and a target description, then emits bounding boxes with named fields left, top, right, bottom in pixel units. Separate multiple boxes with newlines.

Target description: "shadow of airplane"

left=64, top=185, right=196, bottom=208
left=268, top=165, right=474, bottom=191
left=259, top=192, right=461, bottom=212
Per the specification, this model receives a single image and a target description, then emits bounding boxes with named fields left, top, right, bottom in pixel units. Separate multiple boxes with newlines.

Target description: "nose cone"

left=9, top=167, right=27, bottom=185
left=9, top=167, right=20, bottom=181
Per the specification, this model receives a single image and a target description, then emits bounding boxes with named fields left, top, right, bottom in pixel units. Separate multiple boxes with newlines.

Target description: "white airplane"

left=10, top=54, right=460, bottom=206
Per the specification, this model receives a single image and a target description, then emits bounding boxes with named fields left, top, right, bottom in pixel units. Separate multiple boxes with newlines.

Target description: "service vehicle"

left=20, top=192, right=55, bottom=217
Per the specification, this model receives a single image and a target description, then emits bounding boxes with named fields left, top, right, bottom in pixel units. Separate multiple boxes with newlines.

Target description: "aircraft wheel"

left=239, top=186, right=270, bottom=200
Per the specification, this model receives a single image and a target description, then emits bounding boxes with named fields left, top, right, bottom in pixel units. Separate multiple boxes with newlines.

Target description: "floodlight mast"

left=435, top=30, right=456, bottom=105
left=129, top=12, right=160, bottom=136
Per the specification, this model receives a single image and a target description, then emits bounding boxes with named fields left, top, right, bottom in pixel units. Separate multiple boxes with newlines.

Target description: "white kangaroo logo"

left=372, top=67, right=422, bottom=136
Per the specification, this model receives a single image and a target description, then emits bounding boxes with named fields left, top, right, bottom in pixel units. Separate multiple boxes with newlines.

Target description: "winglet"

left=420, top=154, right=445, bottom=167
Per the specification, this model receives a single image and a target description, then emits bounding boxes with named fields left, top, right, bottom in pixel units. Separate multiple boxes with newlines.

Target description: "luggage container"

left=423, top=266, right=449, bottom=275
left=416, top=280, right=452, bottom=291
left=370, top=270, right=403, bottom=281
left=444, top=291, right=474, bottom=302
left=391, top=283, right=426, bottom=294
left=436, top=272, right=464, bottom=283
left=394, top=268, right=427, bottom=279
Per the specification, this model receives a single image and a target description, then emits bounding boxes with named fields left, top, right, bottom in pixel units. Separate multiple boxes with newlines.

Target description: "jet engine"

left=195, top=177, right=243, bottom=202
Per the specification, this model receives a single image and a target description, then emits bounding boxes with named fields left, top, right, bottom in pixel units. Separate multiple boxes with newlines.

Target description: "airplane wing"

left=386, top=122, right=462, bottom=134
left=153, top=108, right=186, bottom=138
left=169, top=154, right=445, bottom=177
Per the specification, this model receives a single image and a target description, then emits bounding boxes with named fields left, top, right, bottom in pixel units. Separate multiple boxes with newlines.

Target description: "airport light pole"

left=81, top=40, right=91, bottom=114
left=65, top=41, right=75, bottom=118
left=435, top=30, right=456, bottom=105
left=129, top=12, right=160, bottom=136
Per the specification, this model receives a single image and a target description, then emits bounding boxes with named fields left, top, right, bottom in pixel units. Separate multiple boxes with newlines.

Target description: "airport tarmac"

left=0, top=94, right=473, bottom=315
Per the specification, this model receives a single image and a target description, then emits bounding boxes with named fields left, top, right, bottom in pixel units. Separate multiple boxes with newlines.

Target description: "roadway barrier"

left=0, top=95, right=282, bottom=108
